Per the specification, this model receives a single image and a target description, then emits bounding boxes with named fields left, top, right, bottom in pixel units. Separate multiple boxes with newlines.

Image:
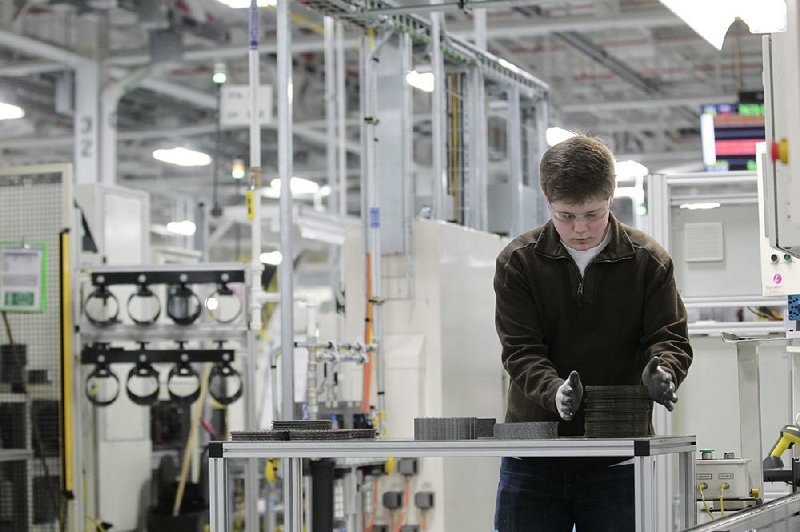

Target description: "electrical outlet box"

left=414, top=491, right=434, bottom=509
left=397, top=458, right=418, bottom=476
left=383, top=491, right=403, bottom=509
left=696, top=457, right=750, bottom=499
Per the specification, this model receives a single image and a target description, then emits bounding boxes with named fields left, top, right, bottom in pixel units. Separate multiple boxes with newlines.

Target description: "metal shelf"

left=211, top=435, right=696, bottom=459
left=80, top=322, right=248, bottom=343
left=0, top=449, right=33, bottom=462
left=0, top=392, right=27, bottom=403
left=208, top=435, right=697, bottom=532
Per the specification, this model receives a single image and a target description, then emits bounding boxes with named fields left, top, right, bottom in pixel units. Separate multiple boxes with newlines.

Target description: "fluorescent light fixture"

left=259, top=250, right=283, bottom=265
left=262, top=177, right=333, bottom=198
left=615, top=160, right=649, bottom=180
left=405, top=70, right=434, bottom=93
left=212, top=62, right=227, bottom=85
left=679, top=202, right=721, bottom=210
left=216, top=0, right=276, bottom=7
left=0, top=102, right=24, bottom=120
left=166, top=220, right=197, bottom=236
left=738, top=0, right=787, bottom=33
left=497, top=58, right=523, bottom=75
left=658, top=0, right=786, bottom=50
left=153, top=147, right=212, bottom=167
left=271, top=177, right=319, bottom=194
left=658, top=0, right=735, bottom=50
left=546, top=127, right=577, bottom=147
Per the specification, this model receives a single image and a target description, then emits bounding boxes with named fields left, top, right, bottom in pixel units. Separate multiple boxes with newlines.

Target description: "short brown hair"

left=539, top=135, right=615, bottom=204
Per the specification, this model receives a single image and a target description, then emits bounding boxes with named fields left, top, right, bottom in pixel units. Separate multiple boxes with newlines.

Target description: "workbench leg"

left=209, top=457, right=229, bottom=532
left=284, top=457, right=303, bottom=532
left=635, top=456, right=655, bottom=532
left=679, top=450, right=697, bottom=529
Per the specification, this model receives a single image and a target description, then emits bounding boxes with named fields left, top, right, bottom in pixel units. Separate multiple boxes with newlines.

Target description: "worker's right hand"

left=555, top=370, right=584, bottom=421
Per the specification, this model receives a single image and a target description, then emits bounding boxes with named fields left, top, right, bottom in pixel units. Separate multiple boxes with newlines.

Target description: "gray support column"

left=324, top=17, right=337, bottom=215
left=336, top=21, right=348, bottom=218
left=277, top=0, right=295, bottom=422
left=634, top=456, right=656, bottom=532
left=99, top=86, right=120, bottom=185
left=737, top=342, right=764, bottom=497
left=531, top=98, right=549, bottom=225
left=679, top=449, right=697, bottom=529
left=74, top=61, right=100, bottom=184
left=209, top=457, right=229, bottom=532
left=473, top=8, right=487, bottom=50
left=507, top=86, right=523, bottom=236
left=431, top=13, right=448, bottom=220
left=467, top=68, right=488, bottom=230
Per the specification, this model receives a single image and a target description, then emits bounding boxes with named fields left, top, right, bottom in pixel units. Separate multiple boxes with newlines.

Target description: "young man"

left=493, top=135, right=693, bottom=531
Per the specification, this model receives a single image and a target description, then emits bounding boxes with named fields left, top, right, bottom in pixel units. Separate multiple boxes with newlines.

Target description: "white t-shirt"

left=563, top=228, right=611, bottom=278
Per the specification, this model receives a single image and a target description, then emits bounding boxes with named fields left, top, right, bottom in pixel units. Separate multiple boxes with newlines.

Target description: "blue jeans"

left=494, top=457, right=634, bottom=532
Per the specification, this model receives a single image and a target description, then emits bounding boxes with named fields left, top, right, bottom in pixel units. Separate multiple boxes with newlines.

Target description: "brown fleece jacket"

left=495, top=214, right=693, bottom=439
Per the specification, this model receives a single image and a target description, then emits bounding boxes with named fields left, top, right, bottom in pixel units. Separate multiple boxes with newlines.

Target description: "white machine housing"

left=761, top=0, right=800, bottom=257
left=695, top=456, right=751, bottom=500
left=343, top=219, right=507, bottom=532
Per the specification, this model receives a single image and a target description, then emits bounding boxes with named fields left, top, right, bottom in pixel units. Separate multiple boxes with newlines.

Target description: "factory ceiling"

left=0, top=0, right=764, bottom=231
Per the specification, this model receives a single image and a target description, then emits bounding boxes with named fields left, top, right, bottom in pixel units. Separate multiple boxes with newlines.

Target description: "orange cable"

left=361, top=253, right=374, bottom=413
left=367, top=475, right=379, bottom=531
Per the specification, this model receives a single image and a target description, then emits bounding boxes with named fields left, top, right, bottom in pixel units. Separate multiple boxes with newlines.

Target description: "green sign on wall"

left=0, top=243, right=48, bottom=313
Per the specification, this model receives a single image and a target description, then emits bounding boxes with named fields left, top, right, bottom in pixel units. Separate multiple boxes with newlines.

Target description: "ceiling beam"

left=0, top=29, right=87, bottom=66
left=0, top=61, right=67, bottom=76
left=615, top=150, right=700, bottom=163
left=450, top=11, right=682, bottom=41
left=106, top=36, right=361, bottom=67
left=561, top=94, right=737, bottom=113
left=0, top=119, right=361, bottom=155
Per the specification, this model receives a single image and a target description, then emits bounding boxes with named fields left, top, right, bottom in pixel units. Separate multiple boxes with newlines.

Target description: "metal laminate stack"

left=413, top=417, right=497, bottom=440
left=230, top=419, right=377, bottom=441
left=584, top=385, right=651, bottom=438
left=493, top=422, right=558, bottom=440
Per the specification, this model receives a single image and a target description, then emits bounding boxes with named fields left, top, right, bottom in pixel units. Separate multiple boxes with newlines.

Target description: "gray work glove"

left=642, top=357, right=678, bottom=411
left=555, top=370, right=584, bottom=421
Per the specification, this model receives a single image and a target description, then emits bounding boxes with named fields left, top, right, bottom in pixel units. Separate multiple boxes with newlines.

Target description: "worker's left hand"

left=641, top=357, right=678, bottom=411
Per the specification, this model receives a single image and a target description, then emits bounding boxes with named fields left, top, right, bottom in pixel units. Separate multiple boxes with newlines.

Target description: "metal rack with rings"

left=74, top=263, right=259, bottom=529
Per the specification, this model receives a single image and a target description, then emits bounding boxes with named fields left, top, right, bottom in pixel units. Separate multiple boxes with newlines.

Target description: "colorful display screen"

left=701, top=103, right=765, bottom=171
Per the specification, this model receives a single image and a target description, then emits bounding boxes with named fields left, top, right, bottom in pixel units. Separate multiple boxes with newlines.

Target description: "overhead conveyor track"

left=299, top=0, right=549, bottom=99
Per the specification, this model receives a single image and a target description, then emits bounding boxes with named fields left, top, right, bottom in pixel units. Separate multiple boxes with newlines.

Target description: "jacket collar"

left=533, top=214, right=636, bottom=261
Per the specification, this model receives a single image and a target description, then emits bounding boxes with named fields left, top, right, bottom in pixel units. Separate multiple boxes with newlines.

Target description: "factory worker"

left=492, top=135, right=693, bottom=531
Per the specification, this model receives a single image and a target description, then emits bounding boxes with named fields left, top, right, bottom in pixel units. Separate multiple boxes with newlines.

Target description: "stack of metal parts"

left=493, top=422, right=558, bottom=440
left=584, top=385, right=651, bottom=438
left=230, top=420, right=377, bottom=441
left=414, top=417, right=496, bottom=440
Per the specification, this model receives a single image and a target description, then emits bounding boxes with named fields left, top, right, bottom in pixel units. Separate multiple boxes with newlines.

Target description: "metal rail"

left=208, top=435, right=696, bottom=532
left=300, top=0, right=548, bottom=98
left=686, top=492, right=800, bottom=531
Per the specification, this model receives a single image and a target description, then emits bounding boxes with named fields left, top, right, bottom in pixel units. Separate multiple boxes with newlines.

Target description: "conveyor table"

left=207, top=435, right=697, bottom=532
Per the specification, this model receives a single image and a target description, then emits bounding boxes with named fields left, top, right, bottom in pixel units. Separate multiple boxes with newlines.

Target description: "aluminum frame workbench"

left=207, top=435, right=697, bottom=532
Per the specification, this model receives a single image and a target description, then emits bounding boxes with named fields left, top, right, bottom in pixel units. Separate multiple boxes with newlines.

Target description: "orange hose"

left=366, top=476, right=379, bottom=531
left=393, top=479, right=411, bottom=532
left=361, top=254, right=374, bottom=413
